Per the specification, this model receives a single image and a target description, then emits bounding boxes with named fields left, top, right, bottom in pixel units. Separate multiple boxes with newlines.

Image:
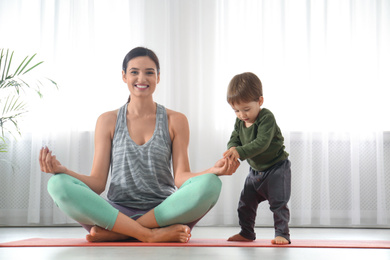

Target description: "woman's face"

left=122, top=56, right=160, bottom=98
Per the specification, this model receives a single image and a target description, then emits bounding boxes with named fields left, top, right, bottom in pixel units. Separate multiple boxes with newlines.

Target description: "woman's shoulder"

left=95, top=109, right=120, bottom=137
left=165, top=108, right=189, bottom=139
left=165, top=108, right=188, bottom=123
left=98, top=109, right=119, bottom=123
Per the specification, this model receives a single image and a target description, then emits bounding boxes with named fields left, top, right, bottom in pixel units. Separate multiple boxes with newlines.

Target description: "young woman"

left=39, top=47, right=239, bottom=243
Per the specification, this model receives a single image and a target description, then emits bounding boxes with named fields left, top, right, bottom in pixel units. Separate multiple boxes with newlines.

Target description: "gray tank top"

left=107, top=103, right=176, bottom=209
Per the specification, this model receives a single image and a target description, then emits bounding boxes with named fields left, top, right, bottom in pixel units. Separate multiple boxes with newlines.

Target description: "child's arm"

left=226, top=118, right=242, bottom=148
left=225, top=119, right=242, bottom=162
left=236, top=113, right=277, bottom=160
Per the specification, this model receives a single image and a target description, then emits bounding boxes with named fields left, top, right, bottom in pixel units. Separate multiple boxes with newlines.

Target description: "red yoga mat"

left=1, top=238, right=389, bottom=249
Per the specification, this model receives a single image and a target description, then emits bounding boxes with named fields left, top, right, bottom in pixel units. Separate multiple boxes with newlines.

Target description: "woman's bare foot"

left=87, top=224, right=191, bottom=243
left=227, top=233, right=253, bottom=242
left=86, top=226, right=130, bottom=242
left=147, top=224, right=191, bottom=243
left=271, top=236, right=290, bottom=245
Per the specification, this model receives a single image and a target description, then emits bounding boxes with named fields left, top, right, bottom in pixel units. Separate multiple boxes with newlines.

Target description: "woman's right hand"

left=212, top=157, right=240, bottom=176
left=39, top=146, right=67, bottom=174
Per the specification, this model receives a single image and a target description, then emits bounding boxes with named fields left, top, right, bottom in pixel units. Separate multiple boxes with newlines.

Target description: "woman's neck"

left=127, top=97, right=156, bottom=117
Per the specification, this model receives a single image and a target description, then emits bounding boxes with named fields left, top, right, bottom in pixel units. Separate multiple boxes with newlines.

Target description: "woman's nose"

left=137, top=72, right=146, bottom=82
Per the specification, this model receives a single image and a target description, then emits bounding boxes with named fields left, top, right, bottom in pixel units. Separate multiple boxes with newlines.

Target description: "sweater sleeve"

left=235, top=112, right=276, bottom=160
left=227, top=119, right=242, bottom=149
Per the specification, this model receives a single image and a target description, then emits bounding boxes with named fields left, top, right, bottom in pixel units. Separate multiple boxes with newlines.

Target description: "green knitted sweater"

left=227, top=108, right=289, bottom=171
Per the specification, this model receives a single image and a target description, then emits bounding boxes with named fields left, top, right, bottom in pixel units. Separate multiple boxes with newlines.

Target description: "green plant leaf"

left=0, top=49, right=58, bottom=154
left=0, top=49, right=4, bottom=76
left=5, top=50, right=13, bottom=79
left=47, top=78, right=59, bottom=89
left=12, top=55, right=28, bottom=76
left=0, top=94, right=27, bottom=137
left=18, top=53, right=37, bottom=75
left=23, top=61, right=44, bottom=74
left=1, top=49, right=9, bottom=81
left=0, top=135, right=8, bottom=152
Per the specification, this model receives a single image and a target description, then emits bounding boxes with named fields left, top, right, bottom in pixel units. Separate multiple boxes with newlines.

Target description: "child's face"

left=231, top=98, right=263, bottom=126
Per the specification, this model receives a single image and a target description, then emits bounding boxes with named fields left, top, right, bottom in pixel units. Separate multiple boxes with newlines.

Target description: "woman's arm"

left=168, top=110, right=239, bottom=188
left=39, top=110, right=117, bottom=194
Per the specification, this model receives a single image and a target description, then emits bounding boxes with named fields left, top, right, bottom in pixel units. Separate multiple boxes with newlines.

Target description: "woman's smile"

left=135, top=84, right=149, bottom=90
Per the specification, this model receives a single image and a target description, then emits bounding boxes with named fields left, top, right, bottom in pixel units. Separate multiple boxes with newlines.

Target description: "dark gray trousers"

left=238, top=159, right=291, bottom=242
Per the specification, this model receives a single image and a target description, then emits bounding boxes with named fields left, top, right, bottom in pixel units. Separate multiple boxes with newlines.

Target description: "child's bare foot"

left=271, top=236, right=290, bottom=245
left=86, top=226, right=130, bottom=242
left=147, top=224, right=191, bottom=243
left=227, top=233, right=253, bottom=242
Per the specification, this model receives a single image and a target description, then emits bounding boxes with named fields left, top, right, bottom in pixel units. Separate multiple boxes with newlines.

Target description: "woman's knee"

left=47, top=174, right=77, bottom=203
left=198, top=174, right=222, bottom=202
left=206, top=173, right=222, bottom=189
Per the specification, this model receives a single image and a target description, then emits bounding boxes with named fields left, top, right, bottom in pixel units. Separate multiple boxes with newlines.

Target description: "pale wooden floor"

left=1, top=227, right=390, bottom=260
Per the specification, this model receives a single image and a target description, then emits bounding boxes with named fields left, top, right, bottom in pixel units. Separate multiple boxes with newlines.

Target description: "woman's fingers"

left=232, top=160, right=240, bottom=172
left=214, top=157, right=240, bottom=176
left=224, top=158, right=234, bottom=175
left=39, top=146, right=55, bottom=173
left=226, top=158, right=240, bottom=175
left=46, top=150, right=54, bottom=172
left=39, top=148, right=44, bottom=171
left=40, top=147, right=49, bottom=172
left=218, top=158, right=229, bottom=175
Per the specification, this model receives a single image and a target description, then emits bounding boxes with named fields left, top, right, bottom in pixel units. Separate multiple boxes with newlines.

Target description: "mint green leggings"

left=47, top=173, right=222, bottom=231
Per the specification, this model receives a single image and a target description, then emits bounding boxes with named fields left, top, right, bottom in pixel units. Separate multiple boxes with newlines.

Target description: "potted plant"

left=0, top=48, right=58, bottom=153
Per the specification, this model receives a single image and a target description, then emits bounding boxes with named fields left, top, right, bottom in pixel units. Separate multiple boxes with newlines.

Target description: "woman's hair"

left=227, top=72, right=263, bottom=105
left=123, top=47, right=160, bottom=103
left=122, top=47, right=160, bottom=73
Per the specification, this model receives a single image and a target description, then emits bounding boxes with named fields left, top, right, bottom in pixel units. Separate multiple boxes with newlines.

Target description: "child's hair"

left=227, top=72, right=263, bottom=105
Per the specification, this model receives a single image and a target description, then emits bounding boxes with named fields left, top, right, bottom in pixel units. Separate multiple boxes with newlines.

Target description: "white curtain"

left=0, top=0, right=389, bottom=227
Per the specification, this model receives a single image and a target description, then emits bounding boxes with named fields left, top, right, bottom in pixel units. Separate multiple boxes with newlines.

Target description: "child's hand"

left=223, top=147, right=240, bottom=162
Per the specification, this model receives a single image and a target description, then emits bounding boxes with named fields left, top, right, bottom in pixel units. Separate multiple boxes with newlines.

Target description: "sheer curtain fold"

left=376, top=131, right=387, bottom=225
left=27, top=133, right=43, bottom=224
left=0, top=0, right=389, bottom=227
